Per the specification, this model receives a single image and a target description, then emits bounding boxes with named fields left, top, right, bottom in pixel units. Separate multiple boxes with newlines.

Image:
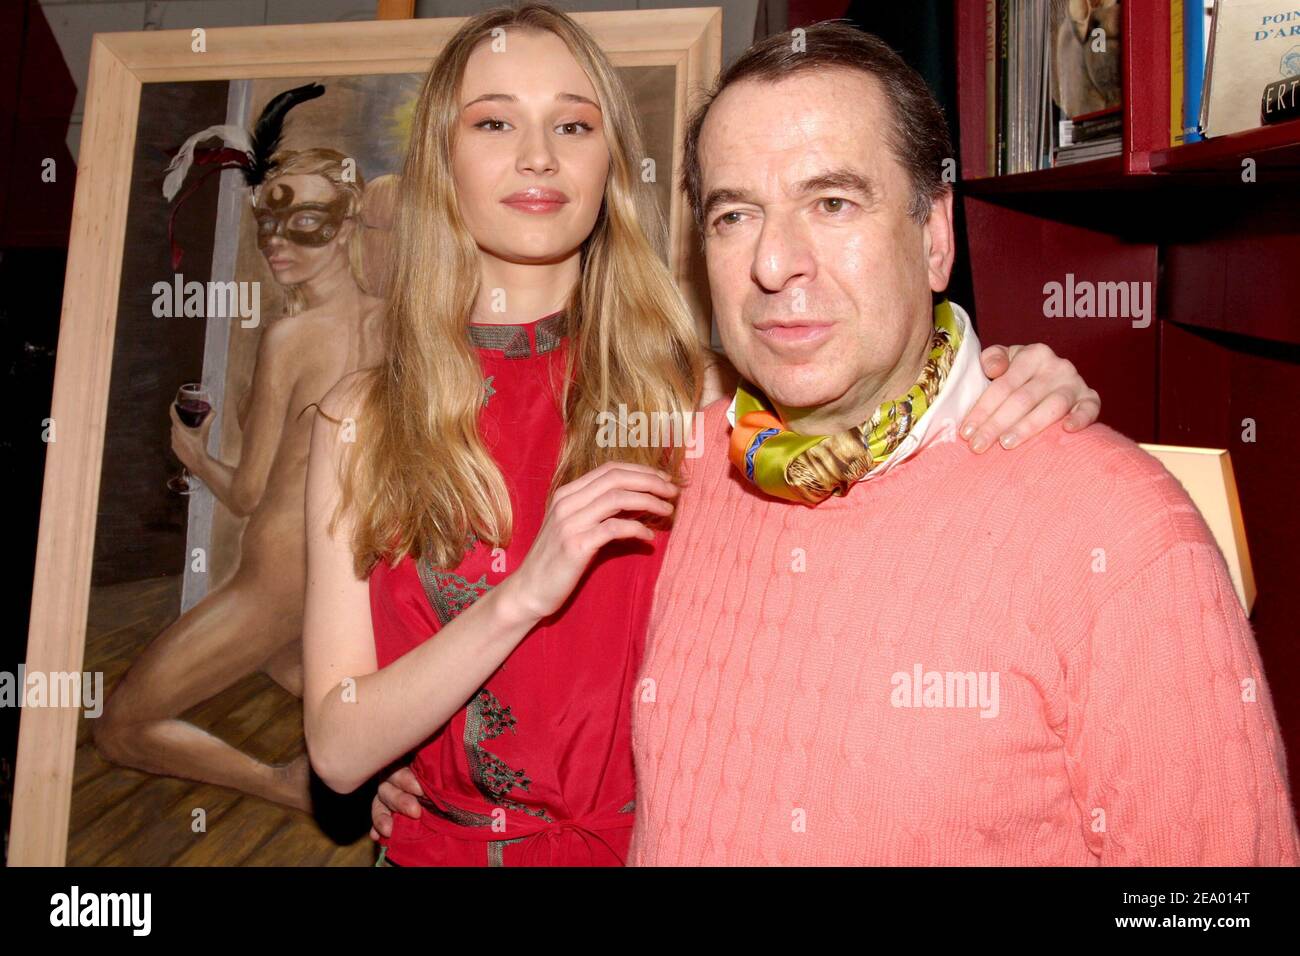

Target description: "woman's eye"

left=556, top=121, right=594, bottom=135
left=474, top=118, right=510, bottom=132
left=290, top=214, right=320, bottom=230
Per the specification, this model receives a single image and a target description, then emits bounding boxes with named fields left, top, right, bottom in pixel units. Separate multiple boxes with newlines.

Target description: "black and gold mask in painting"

left=253, top=181, right=350, bottom=249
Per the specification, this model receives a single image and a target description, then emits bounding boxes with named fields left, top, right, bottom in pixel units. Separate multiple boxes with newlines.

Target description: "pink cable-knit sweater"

left=629, top=398, right=1300, bottom=865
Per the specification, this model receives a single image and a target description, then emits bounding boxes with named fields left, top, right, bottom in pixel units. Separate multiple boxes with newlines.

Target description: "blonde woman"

left=304, top=3, right=1101, bottom=866
left=95, top=148, right=386, bottom=812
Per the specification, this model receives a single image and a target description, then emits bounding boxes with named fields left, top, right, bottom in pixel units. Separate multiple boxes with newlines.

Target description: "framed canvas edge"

left=1218, top=450, right=1257, bottom=613
left=10, top=34, right=142, bottom=867
left=96, top=9, right=724, bottom=79
left=9, top=8, right=722, bottom=867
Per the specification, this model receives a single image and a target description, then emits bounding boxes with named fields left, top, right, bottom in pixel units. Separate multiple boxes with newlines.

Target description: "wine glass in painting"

left=167, top=383, right=212, bottom=495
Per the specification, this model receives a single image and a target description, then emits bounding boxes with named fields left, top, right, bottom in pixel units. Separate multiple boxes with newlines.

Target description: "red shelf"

left=961, top=156, right=1127, bottom=194
left=1148, top=118, right=1300, bottom=173
left=962, top=121, right=1300, bottom=195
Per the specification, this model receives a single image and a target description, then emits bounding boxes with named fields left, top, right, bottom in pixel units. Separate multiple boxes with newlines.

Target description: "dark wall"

left=1, top=0, right=76, bottom=247
left=92, top=80, right=229, bottom=587
left=1, top=0, right=79, bottom=863
left=844, top=0, right=975, bottom=317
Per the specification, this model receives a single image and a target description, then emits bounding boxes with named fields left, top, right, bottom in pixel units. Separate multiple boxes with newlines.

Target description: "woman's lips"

left=501, top=188, right=569, bottom=214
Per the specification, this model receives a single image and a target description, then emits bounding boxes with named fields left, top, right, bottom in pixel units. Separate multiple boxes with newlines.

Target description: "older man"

left=623, top=23, right=1299, bottom=865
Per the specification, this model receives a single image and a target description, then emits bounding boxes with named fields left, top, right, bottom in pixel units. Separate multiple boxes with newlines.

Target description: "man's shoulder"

left=676, top=396, right=744, bottom=499
left=701, top=394, right=733, bottom=428
left=1008, top=423, right=1185, bottom=494
left=978, top=423, right=1221, bottom=558
left=689, top=396, right=735, bottom=457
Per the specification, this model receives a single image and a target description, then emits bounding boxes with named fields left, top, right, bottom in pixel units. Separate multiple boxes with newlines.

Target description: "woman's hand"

left=169, top=400, right=214, bottom=471
left=495, top=461, right=679, bottom=624
left=370, top=765, right=425, bottom=842
left=960, top=343, right=1101, bottom=453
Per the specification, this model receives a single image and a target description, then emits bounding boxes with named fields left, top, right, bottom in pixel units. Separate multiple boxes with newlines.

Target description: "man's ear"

left=924, top=189, right=956, bottom=293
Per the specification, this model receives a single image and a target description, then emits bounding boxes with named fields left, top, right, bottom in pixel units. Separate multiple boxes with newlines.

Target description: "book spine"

left=986, top=0, right=997, bottom=176
left=1170, top=0, right=1185, bottom=147
left=997, top=0, right=1009, bottom=175
left=1183, top=0, right=1205, bottom=143
left=1198, top=0, right=1219, bottom=137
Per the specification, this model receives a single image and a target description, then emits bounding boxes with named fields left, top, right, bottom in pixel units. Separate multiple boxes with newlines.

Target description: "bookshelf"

left=958, top=1, right=1300, bottom=181
left=954, top=0, right=1300, bottom=817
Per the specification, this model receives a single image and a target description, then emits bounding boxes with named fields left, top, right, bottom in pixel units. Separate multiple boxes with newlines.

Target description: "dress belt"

left=388, top=791, right=636, bottom=866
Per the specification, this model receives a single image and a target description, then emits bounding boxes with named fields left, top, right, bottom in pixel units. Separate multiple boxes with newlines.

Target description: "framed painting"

left=11, top=9, right=720, bottom=866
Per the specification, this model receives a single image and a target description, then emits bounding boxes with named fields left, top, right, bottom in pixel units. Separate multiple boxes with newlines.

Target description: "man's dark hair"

left=680, top=21, right=953, bottom=231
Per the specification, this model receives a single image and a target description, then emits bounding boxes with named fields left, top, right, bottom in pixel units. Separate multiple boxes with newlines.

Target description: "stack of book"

left=985, top=0, right=1124, bottom=174
left=1056, top=106, right=1122, bottom=165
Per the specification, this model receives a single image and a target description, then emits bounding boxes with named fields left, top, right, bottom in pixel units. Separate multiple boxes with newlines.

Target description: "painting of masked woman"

left=69, top=75, right=410, bottom=865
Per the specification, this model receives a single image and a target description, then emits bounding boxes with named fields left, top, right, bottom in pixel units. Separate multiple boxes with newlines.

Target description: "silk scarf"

left=728, top=299, right=963, bottom=505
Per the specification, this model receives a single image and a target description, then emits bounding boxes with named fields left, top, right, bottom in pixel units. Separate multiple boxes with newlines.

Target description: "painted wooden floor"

left=68, top=575, right=375, bottom=866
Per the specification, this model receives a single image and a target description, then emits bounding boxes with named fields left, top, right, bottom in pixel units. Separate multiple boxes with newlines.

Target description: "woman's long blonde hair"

left=254, top=147, right=368, bottom=316
left=332, top=2, right=705, bottom=577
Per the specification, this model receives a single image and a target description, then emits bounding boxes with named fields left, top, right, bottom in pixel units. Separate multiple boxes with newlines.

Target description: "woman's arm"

left=301, top=374, right=680, bottom=794
left=172, top=320, right=295, bottom=517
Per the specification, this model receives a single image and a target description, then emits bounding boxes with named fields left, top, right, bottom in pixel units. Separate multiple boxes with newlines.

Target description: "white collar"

left=725, top=301, right=990, bottom=481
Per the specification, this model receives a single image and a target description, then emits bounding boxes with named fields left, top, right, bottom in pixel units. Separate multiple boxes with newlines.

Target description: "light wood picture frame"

left=1138, top=444, right=1257, bottom=614
left=11, top=9, right=721, bottom=867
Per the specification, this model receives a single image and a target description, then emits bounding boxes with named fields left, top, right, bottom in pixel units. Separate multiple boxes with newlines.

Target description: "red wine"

left=176, top=399, right=212, bottom=428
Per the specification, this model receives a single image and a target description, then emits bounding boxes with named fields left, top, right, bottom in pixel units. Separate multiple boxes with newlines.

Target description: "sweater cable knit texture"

left=629, top=398, right=1300, bottom=865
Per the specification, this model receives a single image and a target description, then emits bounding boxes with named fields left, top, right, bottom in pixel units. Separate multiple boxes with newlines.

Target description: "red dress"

left=369, top=310, right=668, bottom=866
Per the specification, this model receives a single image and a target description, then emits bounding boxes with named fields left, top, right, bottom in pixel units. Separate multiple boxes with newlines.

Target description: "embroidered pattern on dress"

left=416, top=531, right=491, bottom=628
left=403, top=648, right=552, bottom=865
left=468, top=323, right=529, bottom=357
left=415, top=786, right=495, bottom=827
left=465, top=688, right=552, bottom=823
left=534, top=313, right=564, bottom=354
left=416, top=567, right=491, bottom=627
left=466, top=313, right=565, bottom=359
left=481, top=375, right=496, bottom=407
left=487, top=837, right=526, bottom=866
left=411, top=685, right=548, bottom=868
